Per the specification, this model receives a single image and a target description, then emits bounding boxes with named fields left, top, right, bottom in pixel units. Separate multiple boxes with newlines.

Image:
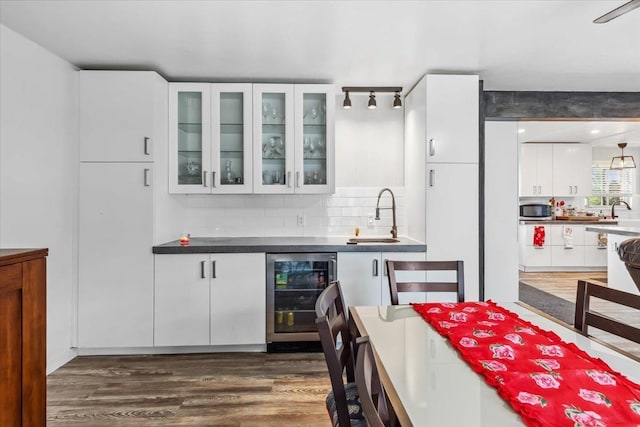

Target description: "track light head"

left=343, top=91, right=352, bottom=109
left=368, top=92, right=376, bottom=109
left=393, top=92, right=402, bottom=109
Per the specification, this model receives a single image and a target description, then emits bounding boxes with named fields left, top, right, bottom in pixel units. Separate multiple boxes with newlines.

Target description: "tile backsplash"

left=173, top=187, right=406, bottom=238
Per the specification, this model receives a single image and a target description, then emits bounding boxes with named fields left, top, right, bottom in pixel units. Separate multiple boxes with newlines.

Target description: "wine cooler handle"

left=200, top=261, right=206, bottom=279
left=372, top=259, right=379, bottom=277
left=211, top=260, right=216, bottom=279
left=331, top=258, right=337, bottom=280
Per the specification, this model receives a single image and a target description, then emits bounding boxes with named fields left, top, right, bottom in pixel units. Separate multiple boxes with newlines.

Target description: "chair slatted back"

left=355, top=337, right=390, bottom=427
left=574, top=280, right=640, bottom=345
left=315, top=281, right=355, bottom=427
left=386, top=260, right=464, bottom=305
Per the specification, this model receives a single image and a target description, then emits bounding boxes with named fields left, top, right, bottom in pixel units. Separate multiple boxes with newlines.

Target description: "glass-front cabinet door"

left=253, top=84, right=295, bottom=194
left=212, top=83, right=253, bottom=193
left=294, top=84, right=335, bottom=194
left=169, top=83, right=253, bottom=194
left=169, top=83, right=211, bottom=193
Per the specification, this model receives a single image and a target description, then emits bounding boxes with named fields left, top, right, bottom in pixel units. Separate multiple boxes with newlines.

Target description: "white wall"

left=0, top=24, right=79, bottom=373
left=485, top=121, right=519, bottom=301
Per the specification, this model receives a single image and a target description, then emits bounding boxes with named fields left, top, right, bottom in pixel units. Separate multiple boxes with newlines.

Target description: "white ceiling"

left=1, top=0, right=639, bottom=92
left=518, top=121, right=640, bottom=146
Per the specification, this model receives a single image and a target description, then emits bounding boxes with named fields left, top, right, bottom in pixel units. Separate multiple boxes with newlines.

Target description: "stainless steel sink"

left=347, top=237, right=400, bottom=244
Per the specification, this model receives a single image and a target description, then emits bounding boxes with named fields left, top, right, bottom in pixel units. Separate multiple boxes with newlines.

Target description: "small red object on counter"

left=179, top=234, right=190, bottom=246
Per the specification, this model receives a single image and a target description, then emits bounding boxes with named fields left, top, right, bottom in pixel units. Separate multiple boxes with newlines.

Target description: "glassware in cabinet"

left=253, top=84, right=295, bottom=194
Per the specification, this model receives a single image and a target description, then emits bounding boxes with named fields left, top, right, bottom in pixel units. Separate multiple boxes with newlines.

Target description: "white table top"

left=351, top=303, right=640, bottom=427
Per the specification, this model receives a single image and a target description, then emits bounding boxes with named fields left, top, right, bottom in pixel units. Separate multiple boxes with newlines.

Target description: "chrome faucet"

left=611, top=200, right=631, bottom=219
left=375, top=188, right=398, bottom=239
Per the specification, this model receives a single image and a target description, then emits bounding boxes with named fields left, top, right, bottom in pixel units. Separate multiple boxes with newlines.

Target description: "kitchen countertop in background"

left=153, top=236, right=427, bottom=254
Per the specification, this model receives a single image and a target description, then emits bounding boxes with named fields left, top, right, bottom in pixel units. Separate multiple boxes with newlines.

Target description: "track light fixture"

left=368, top=92, right=376, bottom=109
left=343, top=91, right=352, bottom=109
left=341, top=86, right=403, bottom=110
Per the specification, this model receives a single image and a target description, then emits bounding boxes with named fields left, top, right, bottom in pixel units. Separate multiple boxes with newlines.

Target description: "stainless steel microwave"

left=520, top=204, right=552, bottom=218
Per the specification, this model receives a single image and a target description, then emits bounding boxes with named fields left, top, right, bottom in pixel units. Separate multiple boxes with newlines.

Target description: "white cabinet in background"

left=80, top=71, right=165, bottom=162
left=519, top=143, right=553, bottom=197
left=253, top=84, right=335, bottom=194
left=552, top=144, right=592, bottom=197
left=168, top=83, right=254, bottom=194
left=425, top=74, right=479, bottom=163
left=338, top=251, right=425, bottom=308
left=154, top=253, right=266, bottom=347
left=78, top=163, right=154, bottom=348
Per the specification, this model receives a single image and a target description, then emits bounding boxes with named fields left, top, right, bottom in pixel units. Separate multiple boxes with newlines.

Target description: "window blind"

left=591, top=161, right=633, bottom=196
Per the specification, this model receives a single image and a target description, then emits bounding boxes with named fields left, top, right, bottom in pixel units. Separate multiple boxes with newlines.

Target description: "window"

left=588, top=161, right=634, bottom=207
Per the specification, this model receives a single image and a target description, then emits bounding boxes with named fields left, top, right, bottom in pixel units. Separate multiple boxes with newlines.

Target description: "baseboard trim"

left=47, top=348, right=78, bottom=375
left=520, top=266, right=606, bottom=272
left=77, top=344, right=267, bottom=356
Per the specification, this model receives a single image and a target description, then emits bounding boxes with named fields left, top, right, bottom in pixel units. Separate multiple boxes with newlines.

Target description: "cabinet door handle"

left=428, top=138, right=435, bottom=156
left=538, top=185, right=541, bottom=194
left=372, top=259, right=379, bottom=277
left=212, top=171, right=216, bottom=187
left=429, top=169, right=435, bottom=187
left=144, top=168, right=150, bottom=187
left=203, top=171, right=208, bottom=187
left=564, top=247, right=574, bottom=250
left=211, top=260, right=216, bottom=279
left=296, top=171, right=300, bottom=188
left=200, top=261, right=206, bottom=279
left=534, top=247, right=545, bottom=250
left=144, top=137, right=150, bottom=155
left=287, top=171, right=292, bottom=188
left=569, top=185, right=573, bottom=194
left=532, top=185, right=536, bottom=195
left=574, top=185, right=578, bottom=194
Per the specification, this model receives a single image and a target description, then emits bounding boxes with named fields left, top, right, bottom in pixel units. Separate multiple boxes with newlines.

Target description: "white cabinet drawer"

left=551, top=246, right=585, bottom=267
left=550, top=224, right=584, bottom=246
left=523, top=224, right=551, bottom=247
left=584, top=229, right=607, bottom=246
left=522, top=246, right=552, bottom=266
left=584, top=246, right=607, bottom=267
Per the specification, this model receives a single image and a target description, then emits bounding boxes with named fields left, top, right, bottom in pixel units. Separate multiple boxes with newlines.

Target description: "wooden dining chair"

left=315, top=280, right=366, bottom=427
left=574, top=280, right=640, bottom=345
left=386, top=260, right=464, bottom=305
left=355, top=336, right=392, bottom=427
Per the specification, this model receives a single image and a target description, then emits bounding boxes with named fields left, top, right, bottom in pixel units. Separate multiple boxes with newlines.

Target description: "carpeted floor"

left=518, top=281, right=575, bottom=325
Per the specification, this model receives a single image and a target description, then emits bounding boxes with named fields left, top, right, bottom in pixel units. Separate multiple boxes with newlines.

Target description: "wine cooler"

left=266, top=253, right=337, bottom=345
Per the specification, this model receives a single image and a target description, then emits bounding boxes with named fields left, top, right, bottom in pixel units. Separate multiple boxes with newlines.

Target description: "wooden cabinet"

left=78, top=163, right=155, bottom=348
left=404, top=74, right=480, bottom=302
left=519, top=143, right=553, bottom=197
left=0, top=249, right=47, bottom=427
left=168, top=83, right=254, bottom=194
left=337, top=251, right=425, bottom=308
left=519, top=143, right=592, bottom=197
left=253, top=84, right=335, bottom=194
left=154, top=253, right=266, bottom=347
left=552, top=144, right=592, bottom=197
left=80, top=71, right=165, bottom=162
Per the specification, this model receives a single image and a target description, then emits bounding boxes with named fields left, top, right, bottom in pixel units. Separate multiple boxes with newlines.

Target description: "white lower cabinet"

left=519, top=224, right=607, bottom=270
left=154, top=253, right=266, bottom=347
left=78, top=162, right=154, bottom=348
left=337, top=251, right=425, bottom=309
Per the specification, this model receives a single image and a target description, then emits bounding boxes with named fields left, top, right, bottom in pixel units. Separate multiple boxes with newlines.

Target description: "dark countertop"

left=153, top=236, right=426, bottom=254
left=519, top=220, right=618, bottom=225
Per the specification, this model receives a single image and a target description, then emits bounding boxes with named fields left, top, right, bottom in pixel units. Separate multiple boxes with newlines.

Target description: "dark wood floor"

left=47, top=352, right=331, bottom=426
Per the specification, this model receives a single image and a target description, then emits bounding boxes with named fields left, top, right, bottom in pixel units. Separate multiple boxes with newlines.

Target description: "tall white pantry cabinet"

left=78, top=71, right=167, bottom=348
left=404, top=74, right=480, bottom=301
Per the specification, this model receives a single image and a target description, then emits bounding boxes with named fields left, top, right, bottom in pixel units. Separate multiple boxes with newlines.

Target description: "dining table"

left=350, top=302, right=640, bottom=427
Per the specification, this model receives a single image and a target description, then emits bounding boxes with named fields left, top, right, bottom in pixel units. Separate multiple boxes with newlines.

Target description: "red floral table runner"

left=411, top=301, right=640, bottom=427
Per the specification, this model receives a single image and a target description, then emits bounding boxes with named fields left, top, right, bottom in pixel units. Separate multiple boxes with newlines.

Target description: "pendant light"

left=610, top=142, right=636, bottom=169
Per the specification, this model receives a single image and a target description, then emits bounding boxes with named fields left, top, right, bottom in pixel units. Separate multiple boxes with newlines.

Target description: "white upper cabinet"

left=519, top=143, right=553, bottom=197
left=552, top=143, right=592, bottom=197
left=80, top=71, right=165, bottom=162
left=425, top=74, right=479, bottom=164
left=253, top=84, right=295, bottom=193
left=169, top=83, right=253, bottom=194
left=253, top=84, right=335, bottom=194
